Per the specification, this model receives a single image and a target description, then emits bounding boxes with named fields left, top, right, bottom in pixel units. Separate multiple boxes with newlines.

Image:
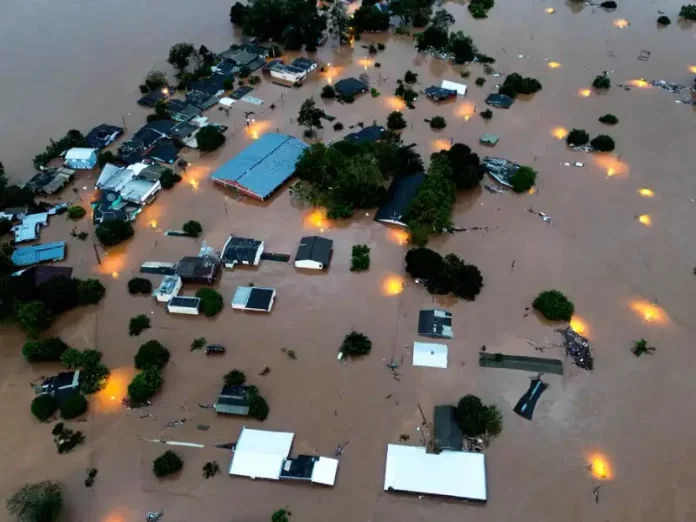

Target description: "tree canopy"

left=95, top=220, right=133, bottom=246
left=6, top=481, right=63, bottom=522
left=298, top=98, right=324, bottom=136
left=195, top=288, right=224, bottom=317
left=168, top=43, right=197, bottom=71
left=468, top=0, right=494, bottom=18
left=455, top=394, right=503, bottom=437
left=353, top=5, right=390, bottom=32
left=135, top=340, right=170, bottom=370
left=598, top=114, right=619, bottom=125
left=230, top=1, right=248, bottom=25
left=196, top=126, right=226, bottom=152
left=499, top=72, right=542, bottom=98
left=404, top=248, right=484, bottom=300
left=340, top=331, right=372, bottom=357
left=510, top=166, right=537, bottom=193
left=330, top=1, right=351, bottom=42
left=60, top=393, right=88, bottom=420
left=31, top=395, right=58, bottom=422
left=433, top=143, right=485, bottom=190
left=128, top=366, right=162, bottom=405
left=128, top=277, right=152, bottom=295
left=566, top=128, right=589, bottom=146
left=183, top=220, right=203, bottom=237
left=23, top=338, right=69, bottom=363
left=153, top=450, right=183, bottom=477
left=224, top=369, right=246, bottom=387
left=390, top=0, right=435, bottom=26
left=387, top=111, right=407, bottom=130
left=533, top=290, right=574, bottom=321
left=239, top=0, right=327, bottom=50
left=592, top=73, right=610, bottom=90
left=590, top=134, right=615, bottom=152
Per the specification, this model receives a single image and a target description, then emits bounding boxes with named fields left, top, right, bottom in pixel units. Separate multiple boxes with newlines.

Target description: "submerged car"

left=205, top=344, right=226, bottom=355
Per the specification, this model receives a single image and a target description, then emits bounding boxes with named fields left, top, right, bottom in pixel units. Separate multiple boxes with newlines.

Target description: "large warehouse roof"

left=211, top=133, right=308, bottom=200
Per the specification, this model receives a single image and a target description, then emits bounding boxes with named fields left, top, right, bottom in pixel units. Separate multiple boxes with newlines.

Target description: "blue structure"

left=12, top=241, right=66, bottom=267
left=211, top=133, right=308, bottom=200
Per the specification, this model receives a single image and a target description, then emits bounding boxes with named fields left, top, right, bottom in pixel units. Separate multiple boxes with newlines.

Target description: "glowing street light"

left=638, top=188, right=654, bottom=198
left=547, top=61, right=561, bottom=69
left=638, top=214, right=652, bottom=226
left=578, top=88, right=592, bottom=97
left=545, top=7, right=555, bottom=13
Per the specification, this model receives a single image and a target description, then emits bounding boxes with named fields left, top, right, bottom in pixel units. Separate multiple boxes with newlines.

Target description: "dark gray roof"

left=137, top=90, right=165, bottom=108
left=24, top=168, right=74, bottom=195
left=344, top=125, right=385, bottom=144
left=223, top=237, right=263, bottom=263
left=247, top=288, right=275, bottom=311
left=215, top=385, right=250, bottom=415
left=279, top=455, right=318, bottom=480
left=15, top=266, right=73, bottom=287
left=424, top=86, right=457, bottom=101
left=433, top=405, right=463, bottom=451
left=291, top=57, right=316, bottom=71
left=84, top=124, right=124, bottom=149
left=485, top=93, right=514, bottom=109
left=296, top=236, right=333, bottom=266
left=148, top=139, right=179, bottom=165
left=417, top=309, right=453, bottom=338
left=334, top=77, right=368, bottom=97
left=374, top=173, right=426, bottom=226
left=137, top=164, right=168, bottom=182
left=168, top=296, right=201, bottom=308
left=175, top=256, right=220, bottom=283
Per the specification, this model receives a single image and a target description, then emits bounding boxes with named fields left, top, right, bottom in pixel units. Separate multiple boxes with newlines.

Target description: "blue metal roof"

left=11, top=241, right=66, bottom=267
left=211, top=133, right=308, bottom=199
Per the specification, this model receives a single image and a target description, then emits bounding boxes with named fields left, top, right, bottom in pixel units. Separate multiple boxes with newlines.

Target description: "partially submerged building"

left=91, top=189, right=141, bottom=225
left=229, top=427, right=339, bottom=486
left=64, top=148, right=98, bottom=169
left=221, top=236, right=264, bottom=269
left=24, top=167, right=75, bottom=195
left=231, top=286, right=276, bottom=312
left=425, top=86, right=457, bottom=102
left=12, top=266, right=73, bottom=288
left=433, top=405, right=464, bottom=452
left=418, top=309, right=453, bottom=339
left=482, top=157, right=520, bottom=187
left=35, top=371, right=81, bottom=401
left=167, top=296, right=201, bottom=315
left=295, top=236, right=332, bottom=270
left=218, top=44, right=267, bottom=72
left=211, top=133, right=308, bottom=200
left=485, top=93, right=514, bottom=109
left=175, top=256, right=220, bottom=284
left=334, top=77, right=369, bottom=99
left=137, top=90, right=166, bottom=108
left=479, top=133, right=499, bottom=146
left=12, top=212, right=49, bottom=243
left=11, top=241, right=66, bottom=267
left=383, top=444, right=487, bottom=501
left=118, top=120, right=175, bottom=160
left=96, top=162, right=161, bottom=205
left=441, top=80, right=467, bottom=96
left=270, top=63, right=308, bottom=84
left=85, top=124, right=124, bottom=149
left=374, top=172, right=425, bottom=227
left=344, top=125, right=386, bottom=144
left=412, top=342, right=448, bottom=369
left=214, top=385, right=251, bottom=416
left=153, top=275, right=182, bottom=303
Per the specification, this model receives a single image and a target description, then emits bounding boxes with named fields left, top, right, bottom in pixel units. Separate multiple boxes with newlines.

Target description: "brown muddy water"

left=2, top=0, right=696, bottom=520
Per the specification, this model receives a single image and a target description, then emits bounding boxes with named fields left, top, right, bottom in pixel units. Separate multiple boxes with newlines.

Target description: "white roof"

left=120, top=178, right=157, bottom=202
left=219, top=97, right=236, bottom=107
left=97, top=163, right=133, bottom=191
left=65, top=147, right=96, bottom=160
left=441, top=80, right=467, bottom=96
left=413, top=342, right=448, bottom=369
left=229, top=428, right=294, bottom=480
left=312, top=457, right=339, bottom=486
left=384, top=445, right=487, bottom=501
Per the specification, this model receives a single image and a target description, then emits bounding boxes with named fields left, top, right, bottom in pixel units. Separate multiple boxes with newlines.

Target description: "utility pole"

left=93, top=244, right=101, bottom=265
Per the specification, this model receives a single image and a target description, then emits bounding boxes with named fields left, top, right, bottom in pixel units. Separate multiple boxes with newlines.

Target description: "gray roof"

left=168, top=296, right=201, bottom=309
left=215, top=385, right=250, bottom=415
left=418, top=309, right=453, bottom=338
left=296, top=236, right=333, bottom=266
left=210, top=133, right=308, bottom=200
left=175, top=256, right=220, bottom=282
left=433, top=405, right=463, bottom=451
left=222, top=236, right=263, bottom=264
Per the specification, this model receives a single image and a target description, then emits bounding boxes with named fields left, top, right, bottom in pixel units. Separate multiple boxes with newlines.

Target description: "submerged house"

left=11, top=241, right=66, bottom=267
left=482, top=157, right=520, bottom=187
left=418, top=309, right=453, bottom=339
left=12, top=266, right=73, bottom=288
left=295, top=236, right=332, bottom=270
left=167, top=100, right=201, bottom=123
left=270, top=64, right=308, bottom=84
left=11, top=212, right=49, bottom=243
left=24, top=167, right=75, bottom=195
left=433, top=405, right=464, bottom=452
left=85, top=124, right=124, bottom=149
left=175, top=256, right=220, bottom=284
left=214, top=385, right=251, bottom=416
left=118, top=120, right=175, bottom=160
left=167, top=296, right=201, bottom=315
left=96, top=162, right=161, bottom=205
left=334, top=77, right=369, bottom=99
left=64, top=148, right=97, bottom=169
left=221, top=236, right=264, bottom=269
left=425, top=86, right=457, bottom=102
left=344, top=125, right=385, bottom=144
left=231, top=286, right=276, bottom=312
left=211, top=133, right=308, bottom=201
left=229, top=427, right=339, bottom=486
left=91, top=189, right=141, bottom=224
left=35, top=371, right=81, bottom=401
left=374, top=173, right=425, bottom=227
left=218, top=44, right=267, bottom=72
left=485, top=93, right=514, bottom=109
left=153, top=275, right=182, bottom=303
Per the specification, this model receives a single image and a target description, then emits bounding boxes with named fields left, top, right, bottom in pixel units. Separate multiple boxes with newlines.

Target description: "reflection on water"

left=628, top=79, right=650, bottom=88
left=551, top=127, right=568, bottom=140
left=586, top=452, right=614, bottom=480
left=382, top=274, right=404, bottom=296
left=95, top=367, right=137, bottom=413
left=638, top=188, right=654, bottom=198
left=592, top=154, right=629, bottom=178
left=385, top=96, right=406, bottom=111
left=303, top=208, right=331, bottom=231
left=638, top=214, right=652, bottom=226
left=613, top=18, right=630, bottom=28
left=578, top=88, right=592, bottom=97
left=386, top=227, right=410, bottom=245
left=431, top=139, right=452, bottom=152
left=456, top=102, right=476, bottom=120
left=629, top=299, right=669, bottom=325
left=547, top=61, right=561, bottom=69
left=570, top=315, right=590, bottom=337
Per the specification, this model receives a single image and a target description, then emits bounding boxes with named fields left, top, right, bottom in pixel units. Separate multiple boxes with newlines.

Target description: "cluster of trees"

left=429, top=115, right=447, bottom=129
left=195, top=288, right=224, bottom=317
left=405, top=247, right=484, bottom=300
left=390, top=0, right=437, bottom=27
left=272, top=509, right=291, bottom=522
left=95, top=219, right=134, bottom=246
left=128, top=340, right=170, bottom=405
left=129, top=314, right=151, bottom=336
left=60, top=348, right=110, bottom=394
left=298, top=98, right=325, bottom=138
left=592, top=73, right=611, bottom=90
left=657, top=14, right=671, bottom=24
left=154, top=450, right=183, bottom=477
left=468, top=0, right=494, bottom=18
left=33, top=130, right=86, bottom=169
left=395, top=81, right=418, bottom=107
left=455, top=395, right=503, bottom=437
left=197, top=126, right=226, bottom=152
left=598, top=114, right=619, bottom=125
left=223, top=370, right=270, bottom=420
left=510, top=166, right=537, bottom=193
left=340, top=331, right=372, bottom=357
left=160, top=168, right=182, bottom=189
left=680, top=4, right=696, bottom=20
left=353, top=1, right=390, bottom=33
left=350, top=244, right=371, bottom=272
left=230, top=0, right=326, bottom=50
left=67, top=206, right=86, bottom=220
left=387, top=111, right=407, bottom=130
left=52, top=421, right=85, bottom=454
left=7, top=481, right=63, bottom=522
left=533, top=290, right=574, bottom=321
left=164, top=43, right=221, bottom=90
left=498, top=73, right=542, bottom=98
left=415, top=12, right=491, bottom=65
left=0, top=274, right=105, bottom=337
left=128, top=277, right=153, bottom=295
left=566, top=129, right=616, bottom=152
left=291, top=135, right=423, bottom=219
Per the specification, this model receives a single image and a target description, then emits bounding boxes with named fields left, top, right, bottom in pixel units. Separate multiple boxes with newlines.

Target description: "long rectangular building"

left=211, top=133, right=308, bottom=200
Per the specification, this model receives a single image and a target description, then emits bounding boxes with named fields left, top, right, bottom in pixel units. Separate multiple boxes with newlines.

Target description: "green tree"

left=145, top=70, right=169, bottom=90
left=22, top=338, right=68, bottom=362
left=160, top=168, right=182, bottom=189
left=60, top=348, right=83, bottom=369
left=501, top=72, right=542, bottom=97
left=680, top=4, right=696, bottom=19
left=135, top=340, right=170, bottom=370
left=455, top=394, right=503, bottom=437
left=129, top=315, right=151, bottom=336
left=632, top=338, right=656, bottom=357
left=590, top=135, right=615, bottom=152
left=0, top=218, right=12, bottom=236
left=480, top=109, right=493, bottom=120
left=592, top=74, right=610, bottom=89
left=598, top=114, right=619, bottom=125
left=97, top=150, right=117, bottom=168
left=657, top=15, right=671, bottom=24
left=272, top=508, right=290, bottom=522
left=353, top=4, right=390, bottom=32
left=249, top=394, right=270, bottom=420
left=416, top=25, right=448, bottom=51
left=195, top=288, right=224, bottom=317
left=224, top=369, right=246, bottom=387
left=435, top=143, right=484, bottom=190
left=387, top=111, right=407, bottom=130
left=437, top=253, right=484, bottom=300
left=533, top=290, right=575, bottom=321
left=405, top=247, right=444, bottom=279
left=6, top=481, right=63, bottom=522
left=197, top=126, right=226, bottom=152
left=510, top=166, right=537, bottom=193
left=321, top=85, right=336, bottom=99
left=168, top=43, right=196, bottom=71
left=468, top=0, right=494, bottom=18
left=128, top=277, right=152, bottom=295
left=17, top=301, right=54, bottom=338
left=340, top=331, right=372, bottom=357
left=404, top=70, right=418, bottom=84
left=153, top=450, right=183, bottom=477
left=77, top=279, right=106, bottom=305
left=298, top=98, right=324, bottom=137
left=128, top=367, right=162, bottom=405
left=154, top=99, right=170, bottom=119
left=429, top=116, right=446, bottom=129
left=448, top=31, right=476, bottom=63
left=183, top=220, right=203, bottom=237
left=60, top=393, right=88, bottom=419
left=330, top=1, right=351, bottom=42
left=350, top=244, right=371, bottom=272
left=230, top=1, right=248, bottom=25
left=31, top=395, right=58, bottom=422
left=95, top=220, right=133, bottom=246
left=37, top=276, right=79, bottom=314
left=566, top=128, right=589, bottom=146
left=431, top=8, right=455, bottom=30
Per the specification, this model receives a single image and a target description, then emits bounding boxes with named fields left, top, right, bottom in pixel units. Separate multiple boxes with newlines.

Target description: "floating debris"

left=484, top=184, right=504, bottom=194
left=559, top=327, right=594, bottom=370
left=526, top=208, right=553, bottom=224
left=334, top=441, right=349, bottom=457
left=163, top=418, right=187, bottom=428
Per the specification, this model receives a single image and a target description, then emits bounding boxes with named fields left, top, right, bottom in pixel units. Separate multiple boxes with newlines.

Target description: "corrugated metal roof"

left=11, top=241, right=66, bottom=267
left=211, top=134, right=308, bottom=199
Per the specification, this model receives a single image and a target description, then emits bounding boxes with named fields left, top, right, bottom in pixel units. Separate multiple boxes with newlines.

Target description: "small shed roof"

left=433, top=405, right=463, bottom=451
left=247, top=288, right=275, bottom=310
left=291, top=57, right=316, bottom=71
left=384, top=444, right=487, bottom=501
left=11, top=241, right=66, bottom=267
left=344, top=125, right=385, bottom=144
left=424, top=86, right=457, bottom=100
left=418, top=309, right=453, bottom=338
left=485, top=93, right=514, bottom=109
left=229, top=428, right=295, bottom=480
left=65, top=148, right=96, bottom=160
left=85, top=124, right=124, bottom=149
left=296, top=236, right=333, bottom=266
left=215, top=385, right=250, bottom=415
left=413, top=342, right=448, bottom=369
left=480, top=133, right=499, bottom=145
left=168, top=296, right=201, bottom=309
left=312, top=457, right=339, bottom=486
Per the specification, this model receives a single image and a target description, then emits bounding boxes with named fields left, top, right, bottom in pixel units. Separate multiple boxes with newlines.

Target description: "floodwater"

left=2, top=0, right=696, bottom=520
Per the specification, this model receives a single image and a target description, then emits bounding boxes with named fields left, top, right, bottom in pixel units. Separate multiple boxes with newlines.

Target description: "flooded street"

left=2, top=0, right=696, bottom=520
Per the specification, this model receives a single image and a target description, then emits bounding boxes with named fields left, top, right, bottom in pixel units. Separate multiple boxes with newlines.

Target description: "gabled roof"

left=424, top=86, right=457, bottom=100
left=65, top=148, right=96, bottom=160
left=374, top=173, right=426, bottom=226
left=211, top=134, right=308, bottom=199
left=137, top=90, right=165, bottom=107
left=175, top=256, right=220, bottom=281
left=433, top=405, right=463, bottom=451
left=148, top=139, right=179, bottom=164
left=24, top=168, right=75, bottom=195
left=291, top=57, right=316, bottom=71
left=334, top=77, right=368, bottom=97
left=85, top=124, right=124, bottom=149
left=296, top=236, right=333, bottom=266
left=222, top=236, right=263, bottom=263
left=344, top=125, right=385, bottom=143
left=215, top=385, right=250, bottom=415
